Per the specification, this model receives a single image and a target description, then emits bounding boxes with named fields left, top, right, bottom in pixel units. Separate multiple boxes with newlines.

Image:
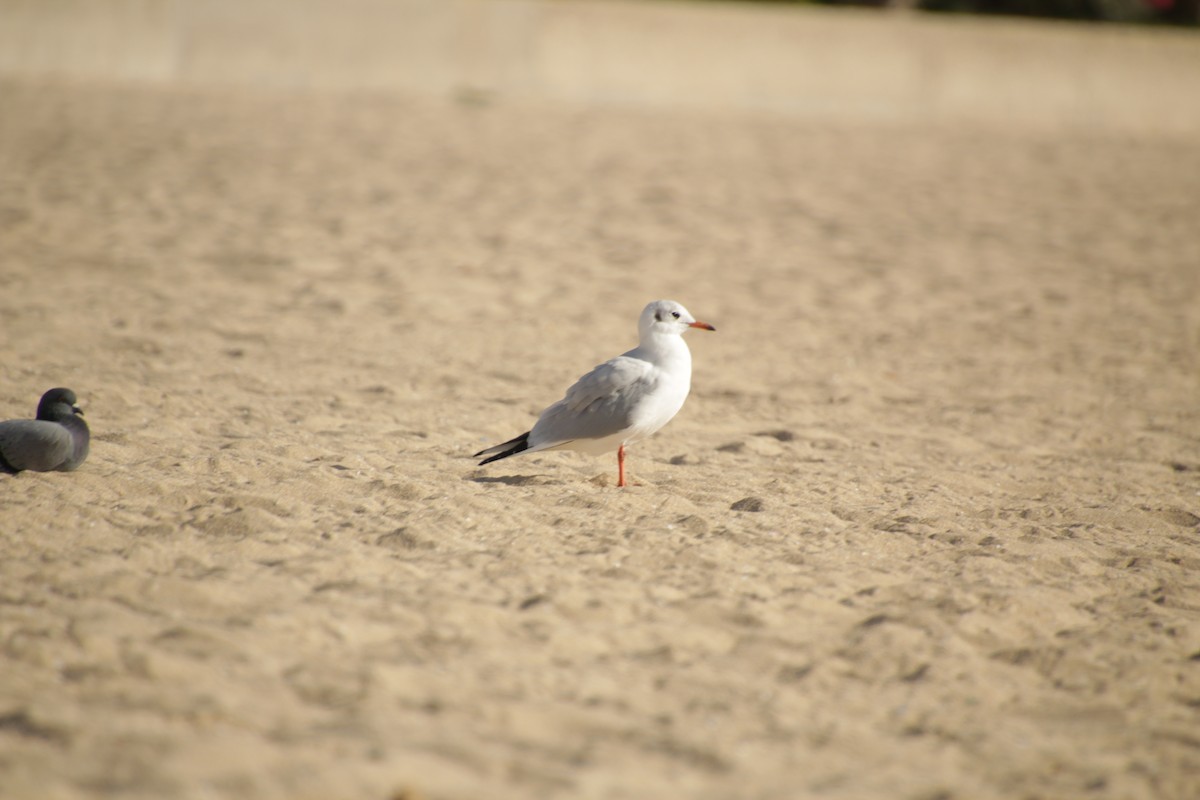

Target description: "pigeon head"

left=36, top=388, right=83, bottom=421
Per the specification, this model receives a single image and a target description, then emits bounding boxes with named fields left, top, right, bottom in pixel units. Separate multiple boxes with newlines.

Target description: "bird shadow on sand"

left=467, top=474, right=563, bottom=487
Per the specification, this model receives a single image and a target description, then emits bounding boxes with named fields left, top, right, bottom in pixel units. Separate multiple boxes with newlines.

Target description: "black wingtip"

left=476, top=432, right=531, bottom=465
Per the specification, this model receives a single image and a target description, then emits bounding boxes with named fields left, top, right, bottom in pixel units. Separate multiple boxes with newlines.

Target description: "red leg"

left=617, top=444, right=627, bottom=488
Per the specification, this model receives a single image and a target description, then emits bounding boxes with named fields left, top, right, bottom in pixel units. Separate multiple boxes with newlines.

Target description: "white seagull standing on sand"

left=475, top=299, right=715, bottom=487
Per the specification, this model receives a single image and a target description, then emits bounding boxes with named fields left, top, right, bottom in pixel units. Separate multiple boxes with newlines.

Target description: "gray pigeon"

left=0, top=388, right=90, bottom=473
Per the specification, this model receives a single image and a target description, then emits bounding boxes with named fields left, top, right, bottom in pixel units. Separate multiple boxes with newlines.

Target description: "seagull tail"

left=475, top=431, right=531, bottom=465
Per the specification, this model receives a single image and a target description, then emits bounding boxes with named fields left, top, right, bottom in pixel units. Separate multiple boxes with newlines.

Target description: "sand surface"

left=2, top=58, right=1199, bottom=800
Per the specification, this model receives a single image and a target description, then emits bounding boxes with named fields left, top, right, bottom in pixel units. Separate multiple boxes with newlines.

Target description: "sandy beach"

left=2, top=3, right=1199, bottom=798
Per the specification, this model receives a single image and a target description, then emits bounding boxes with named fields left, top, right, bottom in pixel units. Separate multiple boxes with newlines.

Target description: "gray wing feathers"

left=0, top=421, right=77, bottom=472
left=531, top=357, right=656, bottom=445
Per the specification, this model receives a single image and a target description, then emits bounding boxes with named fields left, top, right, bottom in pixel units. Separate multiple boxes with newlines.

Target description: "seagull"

left=474, top=300, right=715, bottom=487
left=0, top=388, right=90, bottom=474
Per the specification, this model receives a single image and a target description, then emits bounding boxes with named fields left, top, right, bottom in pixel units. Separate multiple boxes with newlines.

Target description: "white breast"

left=624, top=337, right=693, bottom=444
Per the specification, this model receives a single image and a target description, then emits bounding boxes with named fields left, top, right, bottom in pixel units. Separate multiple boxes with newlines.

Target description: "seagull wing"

left=529, top=355, right=657, bottom=448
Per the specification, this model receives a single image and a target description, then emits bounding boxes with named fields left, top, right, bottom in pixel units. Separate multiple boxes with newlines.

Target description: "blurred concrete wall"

left=2, top=0, right=1198, bottom=134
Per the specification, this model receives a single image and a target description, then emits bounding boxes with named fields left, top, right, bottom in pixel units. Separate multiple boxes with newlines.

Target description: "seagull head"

left=639, top=300, right=716, bottom=341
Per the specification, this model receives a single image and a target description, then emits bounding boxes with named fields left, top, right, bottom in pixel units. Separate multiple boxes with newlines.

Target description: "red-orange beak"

left=689, top=321, right=716, bottom=331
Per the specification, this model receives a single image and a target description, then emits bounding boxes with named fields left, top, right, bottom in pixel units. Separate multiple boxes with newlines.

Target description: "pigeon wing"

left=0, top=420, right=75, bottom=472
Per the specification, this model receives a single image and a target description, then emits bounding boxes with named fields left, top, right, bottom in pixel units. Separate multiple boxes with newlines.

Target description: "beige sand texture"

left=2, top=2, right=1200, bottom=799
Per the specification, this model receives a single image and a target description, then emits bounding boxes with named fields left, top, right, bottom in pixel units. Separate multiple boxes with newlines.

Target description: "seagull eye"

left=671, top=311, right=681, bottom=319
